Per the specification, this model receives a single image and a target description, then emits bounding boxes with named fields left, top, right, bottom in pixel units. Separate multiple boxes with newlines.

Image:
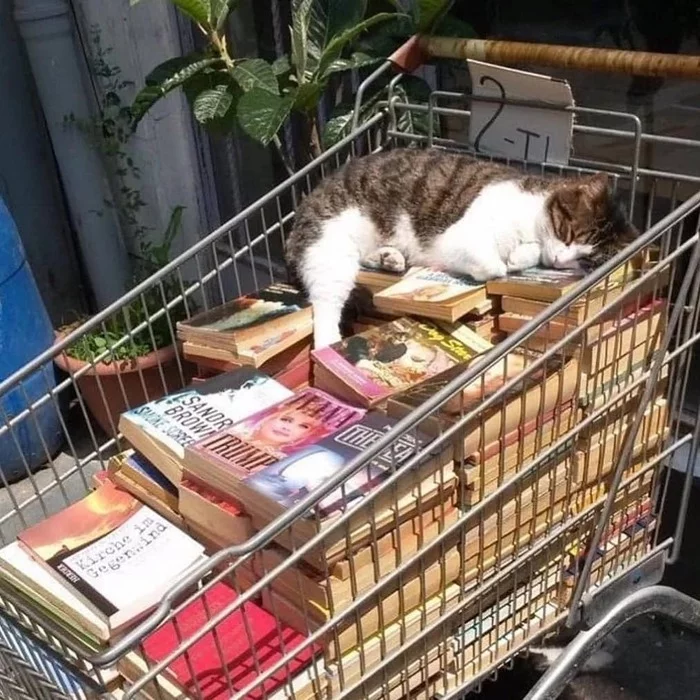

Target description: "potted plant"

left=54, top=207, right=193, bottom=436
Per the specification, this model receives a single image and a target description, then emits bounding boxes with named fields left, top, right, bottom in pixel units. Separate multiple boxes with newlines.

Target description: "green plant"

left=64, top=206, right=187, bottom=364
left=63, top=27, right=188, bottom=363
left=129, top=0, right=467, bottom=169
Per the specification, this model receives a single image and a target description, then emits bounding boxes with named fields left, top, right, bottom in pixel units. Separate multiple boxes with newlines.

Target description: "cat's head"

left=544, top=173, right=638, bottom=271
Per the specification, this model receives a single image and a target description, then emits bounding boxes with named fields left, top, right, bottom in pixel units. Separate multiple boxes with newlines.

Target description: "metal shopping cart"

left=1, top=35, right=700, bottom=700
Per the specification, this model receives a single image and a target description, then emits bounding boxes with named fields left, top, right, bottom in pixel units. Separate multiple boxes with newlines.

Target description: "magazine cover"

left=313, top=318, right=474, bottom=401
left=188, top=388, right=366, bottom=478
left=121, top=368, right=292, bottom=457
left=244, top=412, right=428, bottom=518
left=179, top=284, right=309, bottom=335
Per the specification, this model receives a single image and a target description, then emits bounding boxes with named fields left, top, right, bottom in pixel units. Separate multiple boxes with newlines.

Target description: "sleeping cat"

left=285, top=148, right=637, bottom=348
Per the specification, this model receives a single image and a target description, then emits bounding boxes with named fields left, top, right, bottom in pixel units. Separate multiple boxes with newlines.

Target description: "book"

left=108, top=450, right=178, bottom=511
left=183, top=388, right=365, bottom=500
left=0, top=541, right=110, bottom=645
left=119, top=368, right=292, bottom=485
left=110, top=469, right=184, bottom=527
left=238, top=411, right=451, bottom=535
left=183, top=334, right=312, bottom=372
left=312, top=318, right=489, bottom=408
left=255, top=499, right=459, bottom=613
left=355, top=267, right=404, bottom=294
left=485, top=263, right=636, bottom=302
left=251, top=467, right=455, bottom=569
left=17, top=481, right=205, bottom=634
left=178, top=476, right=252, bottom=547
left=176, top=283, right=312, bottom=349
left=263, top=547, right=461, bottom=661
left=117, top=581, right=320, bottom=700
left=374, top=267, right=488, bottom=322
left=388, top=352, right=579, bottom=457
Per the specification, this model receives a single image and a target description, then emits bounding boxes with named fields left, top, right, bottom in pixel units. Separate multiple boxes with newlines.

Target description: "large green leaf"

left=433, top=14, right=476, bottom=37
left=272, top=55, right=292, bottom=76
left=193, top=83, right=235, bottom=123
left=291, top=0, right=315, bottom=81
left=324, top=51, right=380, bottom=75
left=309, top=1, right=368, bottom=55
left=131, top=55, right=222, bottom=125
left=231, top=58, right=279, bottom=95
left=171, top=0, right=211, bottom=26
left=210, top=0, right=241, bottom=30
left=293, top=82, right=323, bottom=112
left=237, top=89, right=294, bottom=146
left=316, top=12, right=395, bottom=79
left=415, top=0, right=454, bottom=32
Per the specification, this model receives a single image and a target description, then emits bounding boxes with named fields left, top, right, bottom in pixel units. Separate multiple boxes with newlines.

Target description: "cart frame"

left=0, top=36, right=700, bottom=700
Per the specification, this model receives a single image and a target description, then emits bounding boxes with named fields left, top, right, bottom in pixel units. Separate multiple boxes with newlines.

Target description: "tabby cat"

left=286, top=148, right=637, bottom=347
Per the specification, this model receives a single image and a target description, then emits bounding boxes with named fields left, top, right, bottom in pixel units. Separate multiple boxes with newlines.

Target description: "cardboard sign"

left=467, top=59, right=574, bottom=165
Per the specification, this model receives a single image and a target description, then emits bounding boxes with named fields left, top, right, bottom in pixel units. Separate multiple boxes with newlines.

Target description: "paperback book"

left=486, top=263, right=636, bottom=302
left=374, top=267, right=488, bottom=322
left=119, top=368, right=292, bottom=484
left=17, top=481, right=205, bottom=633
left=240, top=411, right=448, bottom=529
left=176, top=283, right=312, bottom=349
left=312, top=317, right=489, bottom=408
left=184, top=388, right=365, bottom=498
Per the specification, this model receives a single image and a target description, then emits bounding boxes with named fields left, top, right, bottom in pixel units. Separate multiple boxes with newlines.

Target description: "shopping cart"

left=1, top=35, right=700, bottom=700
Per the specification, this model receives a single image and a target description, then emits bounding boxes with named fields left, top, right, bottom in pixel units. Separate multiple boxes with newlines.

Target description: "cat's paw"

left=362, top=247, right=407, bottom=274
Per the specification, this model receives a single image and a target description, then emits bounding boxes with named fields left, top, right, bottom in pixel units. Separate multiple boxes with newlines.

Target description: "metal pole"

left=14, top=0, right=130, bottom=309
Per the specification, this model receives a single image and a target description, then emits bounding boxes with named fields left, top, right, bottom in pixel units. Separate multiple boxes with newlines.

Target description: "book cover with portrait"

left=185, top=388, right=366, bottom=485
left=243, top=412, right=432, bottom=520
left=312, top=318, right=483, bottom=407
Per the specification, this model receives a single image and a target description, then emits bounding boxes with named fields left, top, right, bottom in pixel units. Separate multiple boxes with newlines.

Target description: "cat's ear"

left=581, top=172, right=609, bottom=200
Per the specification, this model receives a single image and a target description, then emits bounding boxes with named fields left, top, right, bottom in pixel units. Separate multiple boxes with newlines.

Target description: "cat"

left=285, top=148, right=638, bottom=348
left=526, top=632, right=643, bottom=700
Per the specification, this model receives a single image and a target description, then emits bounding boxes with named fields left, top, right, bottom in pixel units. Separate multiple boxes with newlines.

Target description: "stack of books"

left=356, top=266, right=499, bottom=342
left=0, top=255, right=670, bottom=698
left=177, top=283, right=313, bottom=389
left=0, top=480, right=206, bottom=654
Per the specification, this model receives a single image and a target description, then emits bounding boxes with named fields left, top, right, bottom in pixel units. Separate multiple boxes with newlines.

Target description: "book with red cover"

left=120, top=581, right=318, bottom=700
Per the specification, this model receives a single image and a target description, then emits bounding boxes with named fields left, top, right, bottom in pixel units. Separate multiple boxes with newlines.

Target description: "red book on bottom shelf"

left=119, top=581, right=318, bottom=700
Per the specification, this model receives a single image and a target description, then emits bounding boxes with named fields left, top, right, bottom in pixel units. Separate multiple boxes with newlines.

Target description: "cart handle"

left=419, top=35, right=700, bottom=79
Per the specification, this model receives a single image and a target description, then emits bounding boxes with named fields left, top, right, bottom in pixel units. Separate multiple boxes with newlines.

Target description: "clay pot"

left=53, top=337, right=191, bottom=436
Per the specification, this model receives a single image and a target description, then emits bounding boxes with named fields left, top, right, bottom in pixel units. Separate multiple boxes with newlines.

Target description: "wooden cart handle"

left=416, top=36, right=700, bottom=79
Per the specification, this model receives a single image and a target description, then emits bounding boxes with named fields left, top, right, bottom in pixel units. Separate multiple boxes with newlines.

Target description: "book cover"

left=131, top=581, right=315, bottom=700
left=390, top=347, right=540, bottom=413
left=177, top=283, right=310, bottom=339
left=312, top=318, right=481, bottom=403
left=376, top=267, right=485, bottom=305
left=120, top=367, right=292, bottom=459
left=123, top=451, right=177, bottom=497
left=187, top=388, right=365, bottom=480
left=18, top=481, right=204, bottom=628
left=243, top=412, right=432, bottom=518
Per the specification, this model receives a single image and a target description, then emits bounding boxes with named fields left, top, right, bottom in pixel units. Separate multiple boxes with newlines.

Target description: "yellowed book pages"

left=263, top=547, right=461, bottom=661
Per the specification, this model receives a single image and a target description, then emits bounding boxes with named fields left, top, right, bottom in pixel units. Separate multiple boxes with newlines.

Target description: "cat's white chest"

left=428, top=180, right=550, bottom=279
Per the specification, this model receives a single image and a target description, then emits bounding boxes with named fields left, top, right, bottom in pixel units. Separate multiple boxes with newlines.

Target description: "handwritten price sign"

left=467, top=60, right=574, bottom=166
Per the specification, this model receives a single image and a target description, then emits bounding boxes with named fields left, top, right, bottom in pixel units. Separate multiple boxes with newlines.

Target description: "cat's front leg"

left=507, top=242, right=542, bottom=272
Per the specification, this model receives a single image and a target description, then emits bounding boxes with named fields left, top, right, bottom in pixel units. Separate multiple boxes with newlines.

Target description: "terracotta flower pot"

left=53, top=336, right=191, bottom=436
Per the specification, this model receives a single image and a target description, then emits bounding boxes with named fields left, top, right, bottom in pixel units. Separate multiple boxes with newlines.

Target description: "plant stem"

left=273, top=135, right=295, bottom=177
